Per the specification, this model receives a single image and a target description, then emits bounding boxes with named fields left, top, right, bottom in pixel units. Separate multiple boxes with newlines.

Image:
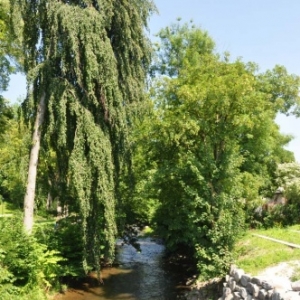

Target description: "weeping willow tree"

left=10, top=0, right=155, bottom=270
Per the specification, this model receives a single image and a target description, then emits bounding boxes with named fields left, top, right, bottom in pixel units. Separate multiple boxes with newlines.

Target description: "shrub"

left=34, top=216, right=85, bottom=278
left=0, top=215, right=63, bottom=298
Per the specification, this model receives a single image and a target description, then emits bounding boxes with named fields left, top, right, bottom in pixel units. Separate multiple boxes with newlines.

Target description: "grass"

left=0, top=200, right=55, bottom=220
left=234, top=225, right=300, bottom=276
left=291, top=266, right=300, bottom=281
left=254, top=225, right=300, bottom=244
left=0, top=200, right=16, bottom=215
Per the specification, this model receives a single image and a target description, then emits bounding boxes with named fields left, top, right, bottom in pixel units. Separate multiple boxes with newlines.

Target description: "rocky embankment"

left=184, top=262, right=300, bottom=300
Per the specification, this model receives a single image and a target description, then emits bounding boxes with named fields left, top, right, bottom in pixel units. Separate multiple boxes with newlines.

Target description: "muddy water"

left=55, top=238, right=189, bottom=300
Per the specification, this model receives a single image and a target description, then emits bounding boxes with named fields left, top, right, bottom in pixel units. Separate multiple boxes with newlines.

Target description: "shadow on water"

left=55, top=238, right=191, bottom=300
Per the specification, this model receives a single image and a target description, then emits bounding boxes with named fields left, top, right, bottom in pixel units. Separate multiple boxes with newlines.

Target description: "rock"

left=240, top=287, right=248, bottom=299
left=235, top=286, right=242, bottom=292
left=246, top=282, right=259, bottom=297
left=291, top=280, right=300, bottom=291
left=267, top=289, right=273, bottom=299
left=223, top=287, right=232, bottom=297
left=235, top=286, right=247, bottom=299
left=271, top=291, right=281, bottom=300
left=218, top=264, right=299, bottom=300
left=233, top=291, right=242, bottom=299
left=230, top=265, right=238, bottom=276
left=251, top=276, right=263, bottom=286
left=261, top=280, right=273, bottom=290
left=241, top=274, right=251, bottom=287
left=228, top=276, right=234, bottom=284
left=229, top=280, right=236, bottom=291
left=224, top=294, right=234, bottom=300
left=234, top=269, right=245, bottom=283
left=258, top=288, right=267, bottom=300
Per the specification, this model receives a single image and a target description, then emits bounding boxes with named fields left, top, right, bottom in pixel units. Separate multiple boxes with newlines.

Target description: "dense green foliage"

left=0, top=216, right=63, bottom=299
left=262, top=162, right=300, bottom=227
left=0, top=0, right=16, bottom=137
left=0, top=0, right=23, bottom=94
left=131, top=22, right=300, bottom=279
left=1, top=3, right=300, bottom=295
left=9, top=0, right=155, bottom=271
left=0, top=97, right=13, bottom=137
left=0, top=106, right=29, bottom=207
left=0, top=0, right=14, bottom=93
left=35, top=217, right=85, bottom=278
left=0, top=0, right=25, bottom=208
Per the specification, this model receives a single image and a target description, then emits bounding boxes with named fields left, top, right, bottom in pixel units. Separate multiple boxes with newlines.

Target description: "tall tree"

left=0, top=105, right=30, bottom=208
left=146, top=22, right=299, bottom=279
left=10, top=0, right=155, bottom=270
left=0, top=0, right=13, bottom=93
left=0, top=97, right=13, bottom=136
left=0, top=0, right=17, bottom=134
left=0, top=0, right=23, bottom=91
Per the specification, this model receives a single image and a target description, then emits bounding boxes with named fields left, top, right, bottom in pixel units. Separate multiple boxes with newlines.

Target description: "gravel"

left=257, top=261, right=300, bottom=300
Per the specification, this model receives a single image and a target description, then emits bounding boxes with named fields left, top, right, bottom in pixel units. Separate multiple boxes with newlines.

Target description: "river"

left=54, top=237, right=191, bottom=300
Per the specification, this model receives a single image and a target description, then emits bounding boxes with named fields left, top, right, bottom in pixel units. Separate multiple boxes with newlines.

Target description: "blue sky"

left=148, top=0, right=300, bottom=161
left=3, top=0, right=300, bottom=161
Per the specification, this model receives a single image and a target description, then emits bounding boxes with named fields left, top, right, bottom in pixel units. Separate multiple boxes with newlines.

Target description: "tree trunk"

left=46, top=178, right=53, bottom=210
left=23, top=92, right=46, bottom=233
left=46, top=191, right=53, bottom=211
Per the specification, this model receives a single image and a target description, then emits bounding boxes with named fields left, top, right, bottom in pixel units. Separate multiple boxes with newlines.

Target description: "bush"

left=194, top=197, right=245, bottom=279
left=34, top=216, right=85, bottom=278
left=0, top=215, right=63, bottom=298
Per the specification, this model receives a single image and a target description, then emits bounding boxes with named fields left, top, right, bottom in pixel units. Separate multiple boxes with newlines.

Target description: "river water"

left=55, top=238, right=190, bottom=300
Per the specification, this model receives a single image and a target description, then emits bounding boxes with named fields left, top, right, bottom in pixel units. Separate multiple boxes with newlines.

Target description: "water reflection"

left=55, top=238, right=187, bottom=300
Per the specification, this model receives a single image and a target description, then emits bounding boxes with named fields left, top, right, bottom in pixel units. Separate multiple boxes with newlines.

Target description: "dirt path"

left=257, top=261, right=300, bottom=299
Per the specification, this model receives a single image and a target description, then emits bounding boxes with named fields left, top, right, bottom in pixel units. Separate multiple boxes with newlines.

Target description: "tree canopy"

left=2, top=6, right=300, bottom=294
left=135, top=22, right=300, bottom=279
left=10, top=0, right=156, bottom=270
left=0, top=0, right=13, bottom=92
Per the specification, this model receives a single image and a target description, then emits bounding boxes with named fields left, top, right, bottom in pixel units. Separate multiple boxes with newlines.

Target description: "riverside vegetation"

left=1, top=1, right=300, bottom=299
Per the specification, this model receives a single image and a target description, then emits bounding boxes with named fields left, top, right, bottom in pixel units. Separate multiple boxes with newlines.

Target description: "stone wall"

left=184, top=264, right=300, bottom=300
left=218, top=265, right=300, bottom=300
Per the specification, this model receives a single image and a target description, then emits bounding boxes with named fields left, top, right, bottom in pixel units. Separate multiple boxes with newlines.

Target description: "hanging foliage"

left=10, top=0, right=155, bottom=271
